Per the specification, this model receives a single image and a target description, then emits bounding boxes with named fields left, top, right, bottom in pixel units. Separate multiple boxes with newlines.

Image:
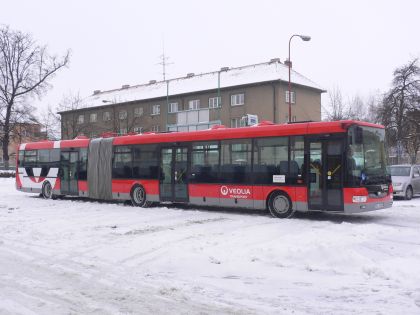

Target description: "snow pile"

left=1, top=178, right=420, bottom=314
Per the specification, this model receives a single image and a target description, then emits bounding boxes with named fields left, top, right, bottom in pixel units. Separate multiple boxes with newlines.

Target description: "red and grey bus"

left=15, top=120, right=393, bottom=218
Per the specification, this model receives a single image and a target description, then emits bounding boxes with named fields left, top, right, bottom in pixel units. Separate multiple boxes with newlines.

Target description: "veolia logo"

left=221, top=186, right=229, bottom=196
left=220, top=186, right=251, bottom=196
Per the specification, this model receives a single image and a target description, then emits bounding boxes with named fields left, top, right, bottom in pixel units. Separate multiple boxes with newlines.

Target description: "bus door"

left=159, top=146, right=189, bottom=202
left=307, top=137, right=344, bottom=211
left=60, top=151, right=79, bottom=195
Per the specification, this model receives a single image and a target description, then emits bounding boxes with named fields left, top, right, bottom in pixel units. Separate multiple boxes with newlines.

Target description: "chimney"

left=122, top=84, right=130, bottom=89
left=93, top=90, right=101, bottom=95
left=270, top=58, right=281, bottom=63
left=220, top=67, right=229, bottom=71
left=284, top=59, right=292, bottom=68
left=149, top=80, right=156, bottom=84
left=186, top=73, right=195, bottom=78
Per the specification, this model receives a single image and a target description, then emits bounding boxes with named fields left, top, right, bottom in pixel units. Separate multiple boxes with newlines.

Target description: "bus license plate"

left=375, top=203, right=384, bottom=209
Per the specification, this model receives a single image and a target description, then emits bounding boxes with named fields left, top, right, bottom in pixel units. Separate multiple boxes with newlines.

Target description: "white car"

left=389, top=165, right=420, bottom=200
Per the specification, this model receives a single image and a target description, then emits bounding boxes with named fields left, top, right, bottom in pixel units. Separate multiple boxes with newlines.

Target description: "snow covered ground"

left=1, top=178, right=420, bottom=315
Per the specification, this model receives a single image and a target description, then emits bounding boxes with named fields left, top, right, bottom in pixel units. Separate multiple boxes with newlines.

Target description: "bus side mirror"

left=355, top=127, right=363, bottom=144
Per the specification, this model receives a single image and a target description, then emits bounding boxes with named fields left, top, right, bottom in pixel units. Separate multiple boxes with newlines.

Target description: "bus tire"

left=404, top=186, right=413, bottom=200
left=42, top=181, right=53, bottom=199
left=130, top=185, right=153, bottom=207
left=267, top=191, right=294, bottom=218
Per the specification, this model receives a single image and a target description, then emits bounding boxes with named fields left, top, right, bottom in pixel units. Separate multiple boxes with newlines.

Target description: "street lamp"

left=288, top=34, right=311, bottom=123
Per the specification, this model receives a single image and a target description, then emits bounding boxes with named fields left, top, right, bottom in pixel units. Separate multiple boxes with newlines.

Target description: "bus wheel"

left=130, top=185, right=152, bottom=207
left=268, top=191, right=294, bottom=218
left=42, top=181, right=53, bottom=199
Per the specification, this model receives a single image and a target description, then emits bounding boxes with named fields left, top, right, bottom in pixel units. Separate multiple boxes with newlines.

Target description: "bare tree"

left=378, top=58, right=420, bottom=163
left=404, top=109, right=420, bottom=163
left=347, top=94, right=368, bottom=121
left=38, top=105, right=61, bottom=140
left=0, top=25, right=70, bottom=167
left=324, top=86, right=348, bottom=121
left=56, top=92, right=89, bottom=139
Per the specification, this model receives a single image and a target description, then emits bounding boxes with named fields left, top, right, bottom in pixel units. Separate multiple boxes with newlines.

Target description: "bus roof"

left=113, top=120, right=383, bottom=146
left=19, top=120, right=383, bottom=150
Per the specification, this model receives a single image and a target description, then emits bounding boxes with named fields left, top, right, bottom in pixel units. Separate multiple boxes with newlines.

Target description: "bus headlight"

left=353, top=196, right=367, bottom=203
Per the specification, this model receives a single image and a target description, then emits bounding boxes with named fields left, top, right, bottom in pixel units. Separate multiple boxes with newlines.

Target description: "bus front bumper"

left=344, top=199, right=393, bottom=214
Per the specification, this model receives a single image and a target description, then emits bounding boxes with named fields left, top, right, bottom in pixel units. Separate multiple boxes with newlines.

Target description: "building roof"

left=80, top=59, right=325, bottom=110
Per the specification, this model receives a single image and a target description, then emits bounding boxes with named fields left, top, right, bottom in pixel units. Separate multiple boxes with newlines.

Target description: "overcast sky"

left=1, top=0, right=419, bottom=113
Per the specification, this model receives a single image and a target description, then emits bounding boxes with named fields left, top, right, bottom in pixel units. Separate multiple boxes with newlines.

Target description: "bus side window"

left=18, top=151, right=25, bottom=167
left=221, top=139, right=252, bottom=184
left=24, top=150, right=37, bottom=166
left=50, top=149, right=61, bottom=167
left=190, top=141, right=219, bottom=183
left=38, top=150, right=50, bottom=165
left=253, top=137, right=288, bottom=185
left=132, top=144, right=159, bottom=179
left=78, top=148, right=88, bottom=180
left=112, top=146, right=133, bottom=179
left=289, top=136, right=305, bottom=184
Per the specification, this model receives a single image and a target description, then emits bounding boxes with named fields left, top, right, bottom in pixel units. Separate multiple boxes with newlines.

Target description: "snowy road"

left=1, top=178, right=420, bottom=314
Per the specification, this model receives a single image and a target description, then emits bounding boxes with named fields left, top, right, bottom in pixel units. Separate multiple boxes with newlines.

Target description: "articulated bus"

left=15, top=120, right=393, bottom=218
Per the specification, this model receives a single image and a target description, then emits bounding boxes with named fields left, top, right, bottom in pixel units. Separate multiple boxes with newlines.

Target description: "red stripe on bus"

left=112, top=179, right=159, bottom=194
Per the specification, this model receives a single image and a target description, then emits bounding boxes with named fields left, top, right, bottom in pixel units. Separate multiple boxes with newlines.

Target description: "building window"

left=231, top=118, right=241, bottom=128
left=134, top=107, right=143, bottom=117
left=285, top=115, right=297, bottom=123
left=168, top=102, right=178, bottom=113
left=285, top=91, right=296, bottom=104
left=119, top=110, right=127, bottom=120
left=152, top=105, right=160, bottom=115
left=89, top=113, right=97, bottom=122
left=231, top=93, right=244, bottom=106
left=77, top=115, right=84, bottom=124
left=103, top=111, right=111, bottom=121
left=151, top=125, right=159, bottom=132
left=208, top=97, right=221, bottom=108
left=188, top=99, right=200, bottom=110
left=133, top=126, right=143, bottom=133
left=118, top=128, right=127, bottom=135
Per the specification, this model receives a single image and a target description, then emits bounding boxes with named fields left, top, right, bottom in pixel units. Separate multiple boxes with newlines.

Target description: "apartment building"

left=59, top=59, right=325, bottom=139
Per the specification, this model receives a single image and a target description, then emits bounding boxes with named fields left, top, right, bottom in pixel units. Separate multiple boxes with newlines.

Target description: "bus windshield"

left=347, top=125, right=388, bottom=186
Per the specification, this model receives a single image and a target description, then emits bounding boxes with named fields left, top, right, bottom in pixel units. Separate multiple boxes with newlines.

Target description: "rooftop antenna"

left=157, top=37, right=173, bottom=81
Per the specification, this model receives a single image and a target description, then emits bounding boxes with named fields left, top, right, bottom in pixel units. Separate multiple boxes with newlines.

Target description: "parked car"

left=389, top=165, right=420, bottom=200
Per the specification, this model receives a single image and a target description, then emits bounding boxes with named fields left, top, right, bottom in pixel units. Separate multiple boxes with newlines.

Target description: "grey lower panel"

left=79, top=190, right=88, bottom=197
left=189, top=197, right=220, bottom=207
left=294, top=201, right=308, bottom=212
left=21, top=187, right=41, bottom=193
left=112, top=193, right=160, bottom=202
left=253, top=199, right=266, bottom=210
left=220, top=198, right=255, bottom=209
left=344, top=200, right=393, bottom=214
left=112, top=192, right=131, bottom=200
left=189, top=197, right=266, bottom=210
left=147, top=194, right=160, bottom=202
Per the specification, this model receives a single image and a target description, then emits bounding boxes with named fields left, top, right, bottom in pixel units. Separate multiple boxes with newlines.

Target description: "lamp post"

left=288, top=34, right=311, bottom=123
